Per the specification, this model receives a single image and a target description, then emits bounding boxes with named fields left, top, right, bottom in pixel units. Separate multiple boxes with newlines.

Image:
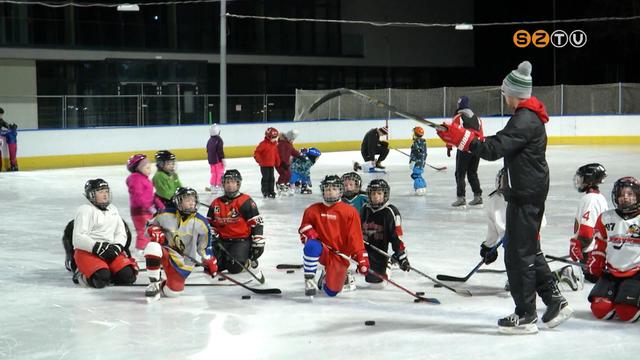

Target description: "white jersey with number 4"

left=574, top=192, right=608, bottom=252
left=594, top=210, right=640, bottom=276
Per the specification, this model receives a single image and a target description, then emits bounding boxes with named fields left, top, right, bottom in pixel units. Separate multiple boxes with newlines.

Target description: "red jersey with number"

left=208, top=194, right=262, bottom=239
left=300, top=201, right=365, bottom=259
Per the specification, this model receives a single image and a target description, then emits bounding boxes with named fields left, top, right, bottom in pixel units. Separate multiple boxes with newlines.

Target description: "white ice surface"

left=1, top=145, right=639, bottom=360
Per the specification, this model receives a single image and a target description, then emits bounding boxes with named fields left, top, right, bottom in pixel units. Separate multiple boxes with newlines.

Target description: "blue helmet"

left=307, top=147, right=321, bottom=158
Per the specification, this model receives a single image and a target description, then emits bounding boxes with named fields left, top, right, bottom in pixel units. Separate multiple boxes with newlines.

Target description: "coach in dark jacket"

left=360, top=126, right=389, bottom=169
left=437, top=61, right=572, bottom=335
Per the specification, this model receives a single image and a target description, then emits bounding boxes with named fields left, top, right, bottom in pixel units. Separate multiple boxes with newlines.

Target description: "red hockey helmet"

left=265, top=127, right=279, bottom=139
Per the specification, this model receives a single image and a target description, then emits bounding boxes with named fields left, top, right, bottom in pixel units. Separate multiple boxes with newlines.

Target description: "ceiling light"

left=117, top=4, right=140, bottom=12
left=455, top=23, right=473, bottom=31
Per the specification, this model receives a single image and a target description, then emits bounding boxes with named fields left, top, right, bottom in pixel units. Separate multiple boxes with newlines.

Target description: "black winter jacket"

left=469, top=97, right=550, bottom=204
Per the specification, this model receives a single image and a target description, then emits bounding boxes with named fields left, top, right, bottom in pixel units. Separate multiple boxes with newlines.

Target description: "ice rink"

left=1, top=145, right=639, bottom=360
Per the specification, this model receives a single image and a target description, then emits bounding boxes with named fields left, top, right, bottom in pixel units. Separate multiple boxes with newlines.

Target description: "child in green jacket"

left=152, top=150, right=183, bottom=208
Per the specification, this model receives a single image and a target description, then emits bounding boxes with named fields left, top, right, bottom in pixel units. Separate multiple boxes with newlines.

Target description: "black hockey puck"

left=241, top=295, right=251, bottom=300
left=416, top=291, right=425, bottom=296
left=364, top=320, right=375, bottom=326
left=434, top=284, right=443, bottom=288
left=286, top=269, right=295, bottom=274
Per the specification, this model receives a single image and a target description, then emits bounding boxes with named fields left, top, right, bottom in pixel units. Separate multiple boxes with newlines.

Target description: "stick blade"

left=436, top=274, right=469, bottom=282
left=308, top=89, right=348, bottom=114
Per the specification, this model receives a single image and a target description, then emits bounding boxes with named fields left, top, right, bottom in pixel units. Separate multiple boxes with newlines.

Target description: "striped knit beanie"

left=501, top=61, right=532, bottom=99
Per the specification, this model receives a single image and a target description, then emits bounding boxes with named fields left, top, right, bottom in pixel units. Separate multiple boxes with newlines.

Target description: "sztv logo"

left=513, top=30, right=587, bottom=48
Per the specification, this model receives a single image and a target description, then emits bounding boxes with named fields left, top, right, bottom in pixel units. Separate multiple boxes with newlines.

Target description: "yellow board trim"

left=12, top=136, right=640, bottom=170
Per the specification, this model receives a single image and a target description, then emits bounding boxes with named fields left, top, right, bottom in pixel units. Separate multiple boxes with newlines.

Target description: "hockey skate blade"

left=145, top=294, right=161, bottom=304
left=498, top=323, right=538, bottom=335
left=544, top=305, right=573, bottom=329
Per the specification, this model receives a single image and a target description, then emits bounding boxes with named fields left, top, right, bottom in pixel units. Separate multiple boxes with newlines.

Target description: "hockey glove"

left=203, top=256, right=218, bottom=277
left=356, top=251, right=370, bottom=275
left=569, top=237, right=584, bottom=261
left=147, top=225, right=166, bottom=245
left=92, top=242, right=123, bottom=262
left=299, top=224, right=319, bottom=244
left=251, top=235, right=265, bottom=261
left=436, top=122, right=482, bottom=152
left=586, top=250, right=605, bottom=277
left=392, top=251, right=410, bottom=272
left=480, top=243, right=498, bottom=265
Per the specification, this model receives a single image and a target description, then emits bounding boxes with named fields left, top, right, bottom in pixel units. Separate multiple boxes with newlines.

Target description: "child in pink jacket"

left=126, top=154, right=164, bottom=251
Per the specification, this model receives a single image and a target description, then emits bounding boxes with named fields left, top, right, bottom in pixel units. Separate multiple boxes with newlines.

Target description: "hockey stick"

left=544, top=254, right=586, bottom=268
left=436, top=238, right=505, bottom=282
left=276, top=264, right=303, bottom=269
left=326, top=245, right=440, bottom=304
left=392, top=148, right=447, bottom=171
left=364, top=241, right=471, bottom=297
left=215, top=242, right=266, bottom=284
left=131, top=280, right=252, bottom=287
left=306, top=88, right=447, bottom=131
left=477, top=269, right=507, bottom=274
left=184, top=254, right=281, bottom=295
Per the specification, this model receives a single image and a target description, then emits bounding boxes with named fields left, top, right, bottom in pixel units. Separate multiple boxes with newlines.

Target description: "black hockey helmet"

left=172, top=187, right=199, bottom=215
left=612, top=176, right=640, bottom=216
left=84, top=178, right=111, bottom=210
left=574, top=163, right=606, bottom=192
left=222, top=169, right=242, bottom=197
left=367, top=179, right=390, bottom=209
left=155, top=150, right=176, bottom=170
left=341, top=172, right=362, bottom=197
left=320, top=174, right=343, bottom=204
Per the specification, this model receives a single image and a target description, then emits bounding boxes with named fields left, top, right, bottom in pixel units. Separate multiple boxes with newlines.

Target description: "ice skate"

left=341, top=271, right=356, bottom=292
left=468, top=195, right=483, bottom=206
left=539, top=279, right=573, bottom=328
left=497, top=313, right=538, bottom=335
left=277, top=184, right=288, bottom=197
left=204, top=186, right=212, bottom=192
left=73, top=269, right=90, bottom=287
left=304, top=273, right=317, bottom=296
left=451, top=197, right=466, bottom=207
left=300, top=184, right=312, bottom=194
left=415, top=188, right=426, bottom=196
left=353, top=161, right=362, bottom=172
left=145, top=278, right=164, bottom=303
left=375, top=160, right=386, bottom=169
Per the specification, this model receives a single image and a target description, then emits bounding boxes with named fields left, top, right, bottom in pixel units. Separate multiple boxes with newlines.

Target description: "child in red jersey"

left=207, top=169, right=264, bottom=273
left=299, top=174, right=369, bottom=297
